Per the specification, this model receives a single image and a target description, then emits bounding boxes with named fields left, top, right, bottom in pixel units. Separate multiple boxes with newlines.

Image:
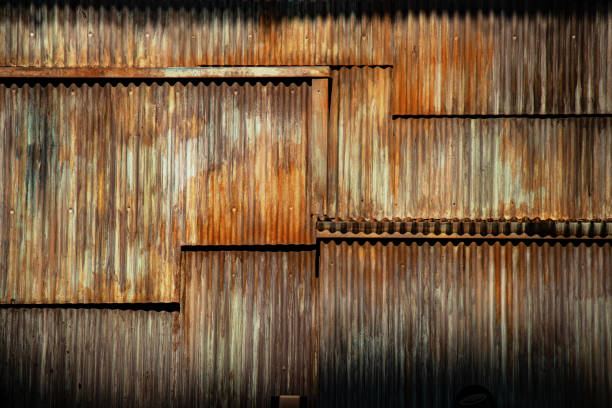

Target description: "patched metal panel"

left=329, top=112, right=612, bottom=220
left=0, top=307, right=182, bottom=407
left=0, top=1, right=393, bottom=67
left=0, top=79, right=313, bottom=303
left=392, top=1, right=612, bottom=114
left=319, top=240, right=612, bottom=407
left=182, top=250, right=318, bottom=407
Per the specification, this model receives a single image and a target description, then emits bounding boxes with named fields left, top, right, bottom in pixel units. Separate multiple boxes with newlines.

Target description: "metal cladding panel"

left=319, top=240, right=612, bottom=407
left=0, top=307, right=182, bottom=407
left=392, top=1, right=612, bottom=114
left=181, top=250, right=318, bottom=407
left=326, top=66, right=394, bottom=220
left=329, top=111, right=612, bottom=220
left=0, top=80, right=313, bottom=303
left=0, top=1, right=393, bottom=67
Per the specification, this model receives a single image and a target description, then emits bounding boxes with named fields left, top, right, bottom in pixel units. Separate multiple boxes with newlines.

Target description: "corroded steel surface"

left=328, top=78, right=612, bottom=220
left=392, top=1, right=612, bottom=114
left=181, top=250, right=318, bottom=407
left=0, top=80, right=314, bottom=303
left=317, top=219, right=612, bottom=239
left=0, top=1, right=393, bottom=67
left=2, top=2, right=610, bottom=115
left=0, top=307, right=182, bottom=407
left=319, top=240, right=612, bottom=407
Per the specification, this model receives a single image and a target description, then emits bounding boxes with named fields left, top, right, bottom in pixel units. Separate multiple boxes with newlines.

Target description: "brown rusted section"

left=392, top=3, right=612, bottom=114
left=181, top=250, right=318, bottom=407
left=328, top=96, right=612, bottom=220
left=0, top=79, right=316, bottom=303
left=317, top=219, right=612, bottom=239
left=319, top=240, right=612, bottom=407
left=0, top=307, right=182, bottom=407
left=0, top=66, right=331, bottom=79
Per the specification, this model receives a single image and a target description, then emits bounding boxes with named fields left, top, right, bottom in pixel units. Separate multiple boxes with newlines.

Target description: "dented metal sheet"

left=181, top=250, right=318, bottom=407
left=319, top=240, right=612, bottom=407
left=0, top=79, right=314, bottom=303
left=0, top=1, right=393, bottom=67
left=328, top=76, right=612, bottom=220
left=0, top=307, right=182, bottom=407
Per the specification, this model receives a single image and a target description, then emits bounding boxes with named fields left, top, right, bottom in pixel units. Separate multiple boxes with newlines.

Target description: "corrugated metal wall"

left=2, top=1, right=609, bottom=115
left=0, top=79, right=313, bottom=303
left=392, top=1, right=612, bottom=114
left=327, top=68, right=612, bottom=220
left=0, top=307, right=182, bottom=407
left=319, top=240, right=612, bottom=407
left=181, top=250, right=318, bottom=407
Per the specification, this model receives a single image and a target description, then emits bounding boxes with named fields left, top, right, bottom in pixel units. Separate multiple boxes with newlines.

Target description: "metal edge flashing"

left=316, top=219, right=612, bottom=240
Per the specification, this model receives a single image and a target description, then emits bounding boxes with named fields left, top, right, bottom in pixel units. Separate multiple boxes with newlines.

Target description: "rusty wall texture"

left=0, top=80, right=313, bottom=303
left=181, top=250, right=318, bottom=407
left=319, top=240, right=612, bottom=407
left=327, top=68, right=612, bottom=220
left=1, top=1, right=610, bottom=114
left=0, top=307, right=182, bottom=407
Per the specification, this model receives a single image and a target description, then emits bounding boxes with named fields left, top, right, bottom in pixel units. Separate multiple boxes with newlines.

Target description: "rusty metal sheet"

left=0, top=79, right=314, bottom=303
left=0, top=307, right=182, bottom=407
left=181, top=250, right=318, bottom=407
left=0, top=1, right=393, bottom=67
left=319, top=240, right=612, bottom=407
left=392, top=1, right=612, bottom=114
left=328, top=93, right=612, bottom=220
left=317, top=219, right=612, bottom=240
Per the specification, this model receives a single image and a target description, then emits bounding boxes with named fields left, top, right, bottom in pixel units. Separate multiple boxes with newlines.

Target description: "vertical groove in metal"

left=392, top=1, right=612, bottom=114
left=319, top=240, right=612, bottom=408
left=0, top=80, right=312, bottom=304
left=0, top=1, right=393, bottom=67
left=0, top=308, right=182, bottom=407
left=182, top=250, right=318, bottom=407
left=329, top=113, right=612, bottom=220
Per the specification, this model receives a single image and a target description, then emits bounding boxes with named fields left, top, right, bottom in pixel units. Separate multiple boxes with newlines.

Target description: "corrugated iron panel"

left=326, top=66, right=393, bottom=219
left=0, top=1, right=393, bottom=67
left=329, top=113, right=612, bottom=220
left=182, top=250, right=318, bottom=407
left=392, top=1, right=612, bottom=114
left=0, top=307, right=182, bottom=407
left=0, top=79, right=313, bottom=303
left=319, top=240, right=612, bottom=407
left=317, top=219, right=612, bottom=239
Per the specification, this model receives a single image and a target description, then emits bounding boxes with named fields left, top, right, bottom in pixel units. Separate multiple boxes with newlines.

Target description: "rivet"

left=572, top=35, right=576, bottom=39
left=11, top=89, right=17, bottom=93
left=290, top=89, right=295, bottom=94
left=68, top=208, right=73, bottom=213
left=362, top=34, right=366, bottom=39
left=305, top=36, right=309, bottom=40
left=232, top=207, right=237, bottom=212
left=512, top=35, right=517, bottom=40
left=70, top=90, right=75, bottom=95
left=282, top=366, right=286, bottom=370
left=145, top=33, right=150, bottom=38
left=233, top=90, right=238, bottom=95
left=30, top=32, right=34, bottom=37
left=454, top=36, right=458, bottom=40
left=9, top=209, right=14, bottom=215
left=88, top=32, right=93, bottom=37
left=127, top=206, right=131, bottom=211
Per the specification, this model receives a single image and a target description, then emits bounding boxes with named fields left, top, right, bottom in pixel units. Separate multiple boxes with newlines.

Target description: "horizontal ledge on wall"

left=0, top=66, right=331, bottom=79
left=0, top=303, right=180, bottom=311
left=182, top=244, right=318, bottom=252
left=316, top=231, right=612, bottom=242
left=317, top=219, right=612, bottom=241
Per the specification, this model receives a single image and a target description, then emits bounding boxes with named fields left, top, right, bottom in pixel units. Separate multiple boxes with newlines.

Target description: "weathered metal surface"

left=329, top=94, right=612, bottom=220
left=0, top=307, right=182, bottom=407
left=392, top=1, right=612, bottom=114
left=317, top=219, right=612, bottom=240
left=181, top=250, right=318, bottom=407
left=0, top=79, right=314, bottom=303
left=319, top=240, right=612, bottom=407
left=0, top=1, right=393, bottom=67
left=326, top=66, right=393, bottom=220
left=0, top=66, right=331, bottom=79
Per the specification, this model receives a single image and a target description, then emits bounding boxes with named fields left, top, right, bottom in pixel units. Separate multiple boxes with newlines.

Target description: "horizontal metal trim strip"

left=317, top=231, right=612, bottom=242
left=0, top=303, right=180, bottom=310
left=0, top=66, right=331, bottom=79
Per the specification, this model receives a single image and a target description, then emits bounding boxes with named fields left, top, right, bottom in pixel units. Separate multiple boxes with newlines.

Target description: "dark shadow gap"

left=392, top=113, right=612, bottom=119
left=182, top=244, right=317, bottom=252
left=0, top=302, right=180, bottom=311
